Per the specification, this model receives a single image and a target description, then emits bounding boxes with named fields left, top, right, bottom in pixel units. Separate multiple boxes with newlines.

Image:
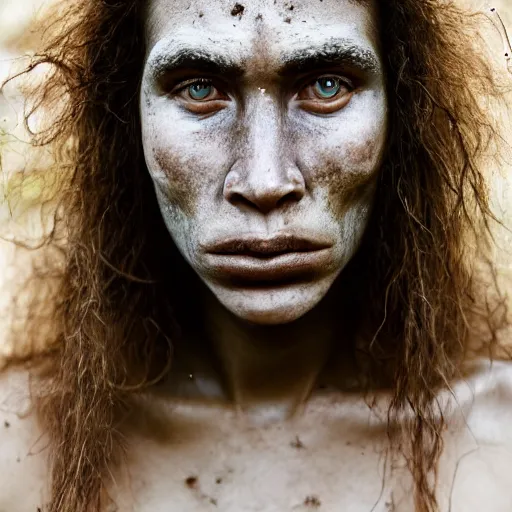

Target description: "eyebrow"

left=146, top=38, right=380, bottom=81
left=147, top=48, right=244, bottom=80
left=280, top=41, right=381, bottom=76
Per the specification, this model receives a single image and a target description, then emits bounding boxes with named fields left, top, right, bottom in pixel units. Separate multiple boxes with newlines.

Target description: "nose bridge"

left=245, top=96, right=283, bottom=173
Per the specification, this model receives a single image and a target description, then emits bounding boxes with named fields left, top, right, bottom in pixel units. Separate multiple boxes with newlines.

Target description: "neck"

left=199, top=291, right=338, bottom=423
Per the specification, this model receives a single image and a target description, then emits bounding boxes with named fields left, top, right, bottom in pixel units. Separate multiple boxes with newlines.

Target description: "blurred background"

left=0, top=0, right=511, bottom=358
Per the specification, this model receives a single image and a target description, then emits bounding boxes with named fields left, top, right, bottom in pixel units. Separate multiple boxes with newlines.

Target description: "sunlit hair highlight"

left=2, top=1, right=509, bottom=511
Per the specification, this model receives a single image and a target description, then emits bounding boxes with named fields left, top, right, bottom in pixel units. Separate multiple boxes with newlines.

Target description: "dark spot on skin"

left=199, top=11, right=204, bottom=17
left=284, top=17, right=292, bottom=23
left=255, top=13, right=263, bottom=21
left=215, top=477, right=223, bottom=484
left=231, top=3, right=245, bottom=17
left=210, top=498, right=218, bottom=506
left=16, top=456, right=20, bottom=463
left=37, top=508, right=42, bottom=512
left=304, top=495, right=321, bottom=507
left=385, top=499, right=396, bottom=511
left=290, top=435, right=305, bottom=449
left=185, top=476, right=198, bottom=488
left=4, top=420, right=10, bottom=428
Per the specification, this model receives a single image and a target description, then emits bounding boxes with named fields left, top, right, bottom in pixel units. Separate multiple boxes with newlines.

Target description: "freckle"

left=4, top=420, right=10, bottom=428
left=215, top=477, right=223, bottom=484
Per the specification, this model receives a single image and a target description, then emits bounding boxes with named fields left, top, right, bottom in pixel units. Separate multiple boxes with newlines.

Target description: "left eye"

left=312, top=77, right=342, bottom=99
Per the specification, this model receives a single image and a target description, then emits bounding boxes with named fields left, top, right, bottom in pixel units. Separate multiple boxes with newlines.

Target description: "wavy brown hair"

left=2, top=0, right=510, bottom=511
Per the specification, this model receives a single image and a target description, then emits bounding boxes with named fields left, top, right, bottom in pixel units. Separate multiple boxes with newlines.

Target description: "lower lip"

left=204, top=250, right=332, bottom=282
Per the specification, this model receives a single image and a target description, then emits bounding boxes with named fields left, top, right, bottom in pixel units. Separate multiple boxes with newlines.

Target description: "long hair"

left=2, top=1, right=509, bottom=510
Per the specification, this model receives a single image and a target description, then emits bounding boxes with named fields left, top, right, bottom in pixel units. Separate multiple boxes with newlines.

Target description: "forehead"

left=144, top=0, right=380, bottom=65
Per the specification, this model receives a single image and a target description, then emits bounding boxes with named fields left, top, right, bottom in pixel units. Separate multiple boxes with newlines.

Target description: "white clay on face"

left=141, top=0, right=388, bottom=325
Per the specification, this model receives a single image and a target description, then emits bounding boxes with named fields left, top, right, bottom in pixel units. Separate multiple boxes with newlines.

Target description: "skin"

left=1, top=1, right=512, bottom=511
left=140, top=0, right=387, bottom=327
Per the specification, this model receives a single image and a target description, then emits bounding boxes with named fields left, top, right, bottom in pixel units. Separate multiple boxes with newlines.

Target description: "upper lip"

left=203, top=234, right=332, bottom=257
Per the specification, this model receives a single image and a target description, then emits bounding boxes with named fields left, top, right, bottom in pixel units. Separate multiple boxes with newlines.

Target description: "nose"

left=223, top=101, right=306, bottom=215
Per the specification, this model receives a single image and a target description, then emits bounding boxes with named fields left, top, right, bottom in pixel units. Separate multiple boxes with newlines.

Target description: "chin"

left=207, top=279, right=333, bottom=326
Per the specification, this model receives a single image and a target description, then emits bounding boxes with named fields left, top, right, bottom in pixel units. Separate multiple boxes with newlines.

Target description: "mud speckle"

left=385, top=499, right=396, bottom=511
left=290, top=435, right=305, bottom=449
left=304, top=495, right=321, bottom=507
left=231, top=3, right=245, bottom=17
left=185, top=476, right=199, bottom=489
left=284, top=17, right=292, bottom=23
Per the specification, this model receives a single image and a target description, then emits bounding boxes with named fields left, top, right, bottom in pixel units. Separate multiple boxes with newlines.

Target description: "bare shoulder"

left=436, top=359, right=512, bottom=511
left=0, top=367, right=48, bottom=511
left=457, top=358, right=512, bottom=437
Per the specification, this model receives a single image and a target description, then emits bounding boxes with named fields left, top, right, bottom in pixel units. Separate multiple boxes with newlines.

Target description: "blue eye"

left=313, top=77, right=341, bottom=99
left=188, top=82, right=213, bottom=100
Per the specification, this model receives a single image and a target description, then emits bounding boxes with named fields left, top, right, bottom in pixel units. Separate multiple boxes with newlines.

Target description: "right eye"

left=174, top=79, right=230, bottom=114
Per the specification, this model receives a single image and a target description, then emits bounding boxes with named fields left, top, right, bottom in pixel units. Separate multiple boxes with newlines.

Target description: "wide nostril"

left=224, top=178, right=305, bottom=214
left=275, top=190, right=303, bottom=209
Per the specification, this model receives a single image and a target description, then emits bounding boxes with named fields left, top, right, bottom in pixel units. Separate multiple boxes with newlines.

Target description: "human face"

left=141, top=0, right=387, bottom=325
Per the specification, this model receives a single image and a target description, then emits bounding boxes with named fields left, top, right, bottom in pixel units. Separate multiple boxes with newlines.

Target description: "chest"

left=109, top=404, right=404, bottom=512
left=107, top=390, right=512, bottom=512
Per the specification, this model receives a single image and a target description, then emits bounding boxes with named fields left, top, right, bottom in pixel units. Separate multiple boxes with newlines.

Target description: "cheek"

left=141, top=110, right=222, bottom=217
left=150, top=145, right=202, bottom=217
left=313, top=136, right=384, bottom=217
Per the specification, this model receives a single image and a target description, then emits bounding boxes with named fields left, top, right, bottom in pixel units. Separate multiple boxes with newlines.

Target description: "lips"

left=205, top=234, right=331, bottom=257
left=201, top=233, right=333, bottom=282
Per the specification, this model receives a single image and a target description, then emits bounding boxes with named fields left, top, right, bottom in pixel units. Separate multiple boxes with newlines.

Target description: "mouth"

left=202, top=233, right=334, bottom=283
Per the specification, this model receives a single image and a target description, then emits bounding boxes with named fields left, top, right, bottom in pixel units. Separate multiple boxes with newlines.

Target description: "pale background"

left=0, top=0, right=511, bottom=359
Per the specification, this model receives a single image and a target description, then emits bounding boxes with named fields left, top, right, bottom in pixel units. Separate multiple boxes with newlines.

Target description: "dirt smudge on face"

left=314, top=139, right=382, bottom=217
left=231, top=3, right=245, bottom=17
left=153, top=147, right=201, bottom=217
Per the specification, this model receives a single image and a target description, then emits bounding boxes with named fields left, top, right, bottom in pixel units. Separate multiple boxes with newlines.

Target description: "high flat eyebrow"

left=279, top=41, right=381, bottom=76
left=147, top=48, right=244, bottom=79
